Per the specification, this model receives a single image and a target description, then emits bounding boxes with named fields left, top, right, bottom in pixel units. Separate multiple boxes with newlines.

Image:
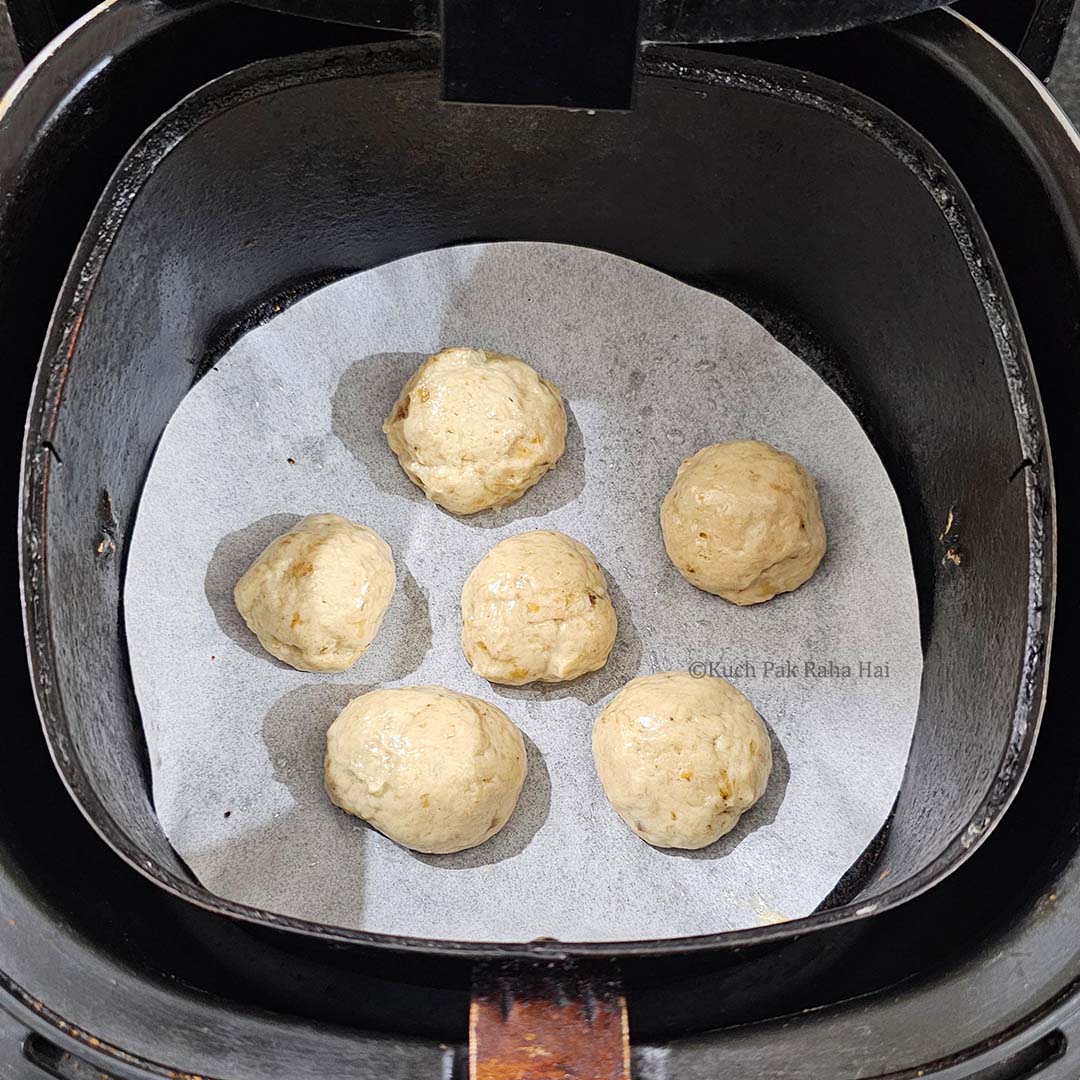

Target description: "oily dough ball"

left=233, top=512, right=395, bottom=672
left=324, top=686, right=527, bottom=854
left=660, top=439, right=827, bottom=605
left=592, top=672, right=772, bottom=849
left=382, top=347, right=567, bottom=514
left=461, top=530, right=618, bottom=685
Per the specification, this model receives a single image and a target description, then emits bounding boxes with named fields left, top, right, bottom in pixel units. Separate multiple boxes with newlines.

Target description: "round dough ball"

left=461, top=530, right=617, bottom=685
left=233, top=513, right=395, bottom=672
left=324, top=686, right=527, bottom=854
left=382, top=347, right=567, bottom=515
left=660, top=439, right=826, bottom=605
left=592, top=672, right=771, bottom=849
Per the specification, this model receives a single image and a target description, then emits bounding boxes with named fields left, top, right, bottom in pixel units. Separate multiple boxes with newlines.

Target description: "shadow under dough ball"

left=324, top=685, right=527, bottom=854
left=461, top=530, right=618, bottom=685
left=592, top=671, right=772, bottom=849
left=382, top=347, right=567, bottom=515
left=233, top=512, right=396, bottom=672
left=660, top=439, right=827, bottom=605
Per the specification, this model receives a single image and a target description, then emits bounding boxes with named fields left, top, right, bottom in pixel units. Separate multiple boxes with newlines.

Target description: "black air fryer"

left=3, top=1, right=1080, bottom=1077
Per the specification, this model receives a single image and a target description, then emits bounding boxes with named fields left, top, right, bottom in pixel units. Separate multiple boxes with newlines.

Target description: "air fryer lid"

left=229, top=0, right=956, bottom=107
left=233, top=0, right=953, bottom=41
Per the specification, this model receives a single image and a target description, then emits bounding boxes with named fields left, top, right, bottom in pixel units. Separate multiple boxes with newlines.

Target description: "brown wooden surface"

left=470, top=960, right=630, bottom=1080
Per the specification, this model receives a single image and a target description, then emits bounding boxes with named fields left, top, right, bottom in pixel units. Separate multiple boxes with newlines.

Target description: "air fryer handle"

left=441, top=0, right=641, bottom=109
left=470, top=960, right=630, bottom=1079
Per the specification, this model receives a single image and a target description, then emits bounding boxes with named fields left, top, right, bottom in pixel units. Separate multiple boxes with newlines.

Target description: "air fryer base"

left=2, top=2, right=1076, bottom=1077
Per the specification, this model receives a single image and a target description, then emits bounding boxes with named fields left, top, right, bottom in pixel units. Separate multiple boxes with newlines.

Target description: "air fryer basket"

left=20, top=38, right=1052, bottom=957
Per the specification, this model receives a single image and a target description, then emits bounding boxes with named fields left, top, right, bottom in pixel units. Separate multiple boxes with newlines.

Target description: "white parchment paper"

left=125, top=242, right=922, bottom=942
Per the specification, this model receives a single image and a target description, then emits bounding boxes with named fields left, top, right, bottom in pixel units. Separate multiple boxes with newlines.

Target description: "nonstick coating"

left=20, top=38, right=1052, bottom=959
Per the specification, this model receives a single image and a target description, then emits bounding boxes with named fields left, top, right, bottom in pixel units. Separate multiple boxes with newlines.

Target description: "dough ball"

left=324, top=686, right=527, bottom=854
left=382, top=347, right=567, bottom=514
left=592, top=672, right=771, bottom=849
left=461, top=530, right=617, bottom=685
left=233, top=513, right=395, bottom=672
left=660, top=439, right=826, bottom=605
